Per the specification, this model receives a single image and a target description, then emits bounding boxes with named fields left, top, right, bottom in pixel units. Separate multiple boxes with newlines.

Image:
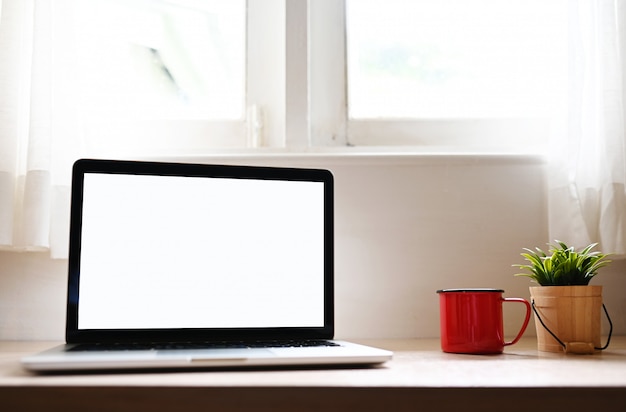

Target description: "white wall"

left=1, top=153, right=625, bottom=341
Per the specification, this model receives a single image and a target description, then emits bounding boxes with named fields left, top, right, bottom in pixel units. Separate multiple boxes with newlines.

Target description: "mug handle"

left=502, top=297, right=532, bottom=346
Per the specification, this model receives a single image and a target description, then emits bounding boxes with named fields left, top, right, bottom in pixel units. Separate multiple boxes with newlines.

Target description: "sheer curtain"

left=0, top=0, right=72, bottom=258
left=0, top=0, right=245, bottom=259
left=548, top=0, right=626, bottom=254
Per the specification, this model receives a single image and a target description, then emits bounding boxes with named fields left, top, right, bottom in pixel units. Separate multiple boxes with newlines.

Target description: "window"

left=50, top=0, right=568, bottom=155
left=346, top=0, right=567, bottom=120
left=52, top=0, right=251, bottom=155
left=71, top=1, right=245, bottom=120
left=340, top=0, right=568, bottom=151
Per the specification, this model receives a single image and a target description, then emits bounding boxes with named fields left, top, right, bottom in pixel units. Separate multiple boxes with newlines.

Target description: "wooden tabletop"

left=2, top=337, right=625, bottom=412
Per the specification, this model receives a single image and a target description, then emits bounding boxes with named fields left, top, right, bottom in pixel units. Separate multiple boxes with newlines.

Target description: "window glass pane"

left=70, top=0, right=245, bottom=120
left=346, top=0, right=567, bottom=119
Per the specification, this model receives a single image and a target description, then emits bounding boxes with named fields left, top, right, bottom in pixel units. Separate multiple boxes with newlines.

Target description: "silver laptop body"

left=21, top=159, right=391, bottom=372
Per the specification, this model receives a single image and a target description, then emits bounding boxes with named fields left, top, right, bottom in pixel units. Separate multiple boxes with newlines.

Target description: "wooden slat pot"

left=529, top=285, right=602, bottom=353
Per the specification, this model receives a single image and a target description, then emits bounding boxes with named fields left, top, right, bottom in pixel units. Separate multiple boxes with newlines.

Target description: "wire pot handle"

left=531, top=299, right=612, bottom=354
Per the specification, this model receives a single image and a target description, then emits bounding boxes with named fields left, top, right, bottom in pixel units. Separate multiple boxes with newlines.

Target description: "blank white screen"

left=77, top=173, right=325, bottom=329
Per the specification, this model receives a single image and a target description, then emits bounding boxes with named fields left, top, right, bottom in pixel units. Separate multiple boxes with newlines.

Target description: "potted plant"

left=513, top=241, right=613, bottom=354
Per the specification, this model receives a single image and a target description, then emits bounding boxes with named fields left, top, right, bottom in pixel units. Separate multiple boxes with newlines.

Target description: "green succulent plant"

left=513, top=241, right=612, bottom=286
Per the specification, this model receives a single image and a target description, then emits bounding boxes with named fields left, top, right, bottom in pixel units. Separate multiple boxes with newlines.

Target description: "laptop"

left=21, top=159, right=392, bottom=372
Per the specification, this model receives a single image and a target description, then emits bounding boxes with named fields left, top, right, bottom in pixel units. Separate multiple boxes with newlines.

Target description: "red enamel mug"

left=437, top=288, right=531, bottom=354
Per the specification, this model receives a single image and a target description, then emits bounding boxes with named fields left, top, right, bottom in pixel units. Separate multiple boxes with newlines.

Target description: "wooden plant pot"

left=529, top=285, right=607, bottom=353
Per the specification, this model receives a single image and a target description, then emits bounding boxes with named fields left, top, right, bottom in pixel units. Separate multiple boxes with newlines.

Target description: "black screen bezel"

left=65, top=159, right=334, bottom=344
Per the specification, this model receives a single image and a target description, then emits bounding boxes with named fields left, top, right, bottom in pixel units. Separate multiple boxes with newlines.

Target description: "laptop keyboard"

left=68, top=340, right=340, bottom=352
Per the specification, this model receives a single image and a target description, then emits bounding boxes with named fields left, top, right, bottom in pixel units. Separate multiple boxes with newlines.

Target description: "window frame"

left=52, top=0, right=261, bottom=156
left=308, top=0, right=553, bottom=154
left=51, top=0, right=552, bottom=155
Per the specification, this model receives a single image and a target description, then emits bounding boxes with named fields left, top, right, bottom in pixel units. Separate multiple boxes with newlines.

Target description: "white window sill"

left=146, top=147, right=546, bottom=167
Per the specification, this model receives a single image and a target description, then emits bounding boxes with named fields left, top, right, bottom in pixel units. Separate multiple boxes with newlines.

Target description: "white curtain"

left=0, top=0, right=237, bottom=259
left=548, top=0, right=626, bottom=254
left=0, top=0, right=71, bottom=258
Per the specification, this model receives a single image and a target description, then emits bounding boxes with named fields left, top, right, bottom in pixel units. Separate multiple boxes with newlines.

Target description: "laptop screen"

left=66, top=160, right=334, bottom=343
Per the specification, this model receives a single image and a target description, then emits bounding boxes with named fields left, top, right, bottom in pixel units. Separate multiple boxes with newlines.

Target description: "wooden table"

left=2, top=337, right=625, bottom=411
